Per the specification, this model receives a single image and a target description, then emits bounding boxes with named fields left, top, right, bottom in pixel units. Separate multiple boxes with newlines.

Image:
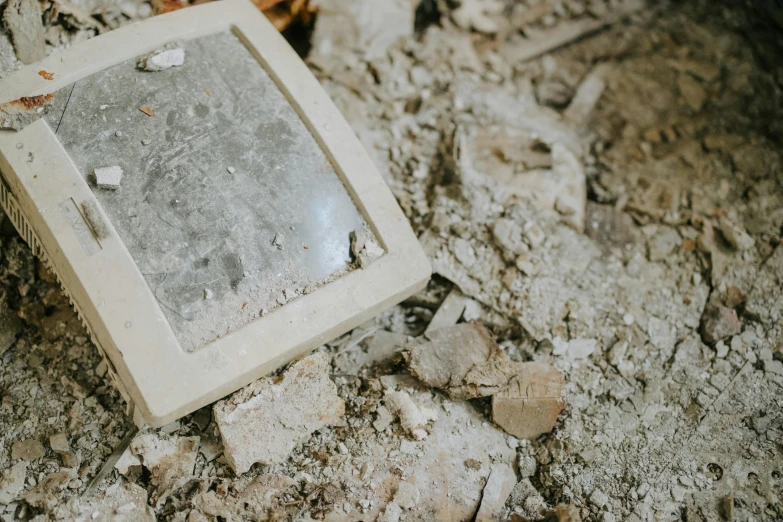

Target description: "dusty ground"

left=1, top=0, right=782, bottom=520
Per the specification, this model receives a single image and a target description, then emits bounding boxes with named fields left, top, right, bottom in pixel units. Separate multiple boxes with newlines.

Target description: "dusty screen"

left=44, top=31, right=368, bottom=351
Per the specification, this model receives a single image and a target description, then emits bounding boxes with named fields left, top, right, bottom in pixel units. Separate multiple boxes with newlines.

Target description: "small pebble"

left=227, top=167, right=235, bottom=174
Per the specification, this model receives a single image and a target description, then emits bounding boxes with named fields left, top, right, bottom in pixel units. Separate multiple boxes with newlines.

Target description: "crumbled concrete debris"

left=94, top=165, right=124, bottom=189
left=451, top=0, right=505, bottom=34
left=718, top=216, right=754, bottom=251
left=311, top=0, right=414, bottom=62
left=425, top=287, right=469, bottom=334
left=677, top=73, right=708, bottom=112
left=0, top=462, right=26, bottom=505
left=406, top=323, right=515, bottom=399
left=384, top=389, right=438, bottom=440
left=2, top=1, right=783, bottom=520
left=0, top=94, right=54, bottom=130
left=350, top=228, right=384, bottom=267
left=550, top=143, right=587, bottom=232
left=49, top=433, right=77, bottom=467
left=700, top=300, right=742, bottom=344
left=475, top=463, right=516, bottom=522
left=392, top=480, right=420, bottom=509
left=552, top=337, right=596, bottom=360
left=554, top=503, right=582, bottom=521
left=4, top=0, right=47, bottom=64
left=203, top=288, right=213, bottom=300
left=492, top=362, right=565, bottom=440
left=115, top=432, right=199, bottom=506
left=213, top=352, right=345, bottom=474
left=11, top=439, right=45, bottom=461
left=563, top=63, right=610, bottom=127
left=0, top=297, right=22, bottom=356
left=68, top=483, right=155, bottom=522
left=137, top=43, right=185, bottom=71
left=22, top=470, right=73, bottom=510
left=333, top=329, right=407, bottom=374
left=377, top=501, right=403, bottom=522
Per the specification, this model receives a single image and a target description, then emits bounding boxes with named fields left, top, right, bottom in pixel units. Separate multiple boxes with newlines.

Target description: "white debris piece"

left=377, top=502, right=403, bottom=522
left=475, top=464, right=517, bottom=522
left=115, top=432, right=200, bottom=507
left=311, top=0, right=414, bottom=62
left=213, top=352, right=345, bottom=474
left=553, top=337, right=596, bottom=359
left=384, top=390, right=438, bottom=440
left=452, top=0, right=505, bottom=34
left=68, top=483, right=155, bottom=522
left=94, top=166, right=124, bottom=189
left=0, top=461, right=27, bottom=505
left=393, top=481, right=420, bottom=510
left=351, top=228, right=385, bottom=268
left=138, top=44, right=185, bottom=72
left=718, top=216, right=755, bottom=251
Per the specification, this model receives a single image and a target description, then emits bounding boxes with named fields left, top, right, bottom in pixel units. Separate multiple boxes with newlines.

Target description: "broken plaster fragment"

left=552, top=337, right=596, bottom=360
left=452, top=0, right=505, bottom=34
left=23, top=470, right=74, bottom=510
left=0, top=461, right=27, bottom=505
left=95, top=166, right=124, bottom=189
left=116, top=432, right=199, bottom=507
left=384, top=390, right=438, bottom=440
left=4, top=0, right=47, bottom=65
left=0, top=94, right=55, bottom=131
left=718, top=216, right=754, bottom=251
left=475, top=463, right=517, bottom=522
left=351, top=228, right=384, bottom=268
left=213, top=352, right=345, bottom=474
left=71, top=483, right=155, bottom=522
left=492, top=362, right=565, bottom=440
left=93, top=164, right=124, bottom=189
left=138, top=44, right=185, bottom=72
left=700, top=301, right=741, bottom=344
left=11, top=439, right=45, bottom=461
left=49, top=433, right=78, bottom=467
left=406, top=322, right=515, bottom=400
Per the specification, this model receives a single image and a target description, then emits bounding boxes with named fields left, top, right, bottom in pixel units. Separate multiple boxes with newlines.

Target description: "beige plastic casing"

left=0, top=0, right=431, bottom=427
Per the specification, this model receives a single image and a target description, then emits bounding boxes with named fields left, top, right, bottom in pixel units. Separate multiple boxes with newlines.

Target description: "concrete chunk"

left=94, top=166, right=124, bottom=189
left=491, top=362, right=565, bottom=440
left=213, top=352, right=345, bottom=474
left=4, top=0, right=47, bottom=64
left=406, top=323, right=515, bottom=400
left=384, top=390, right=438, bottom=440
left=475, top=463, right=517, bottom=522
left=138, top=44, right=185, bottom=71
left=0, top=462, right=27, bottom=505
left=115, top=432, right=199, bottom=507
left=11, top=439, right=45, bottom=461
left=23, top=470, right=74, bottom=510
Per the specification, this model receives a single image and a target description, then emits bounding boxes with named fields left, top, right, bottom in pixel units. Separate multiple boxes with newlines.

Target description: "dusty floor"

left=1, top=0, right=782, bottom=520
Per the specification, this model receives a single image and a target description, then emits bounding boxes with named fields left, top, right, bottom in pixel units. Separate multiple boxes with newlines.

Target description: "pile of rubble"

left=1, top=0, right=782, bottom=520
